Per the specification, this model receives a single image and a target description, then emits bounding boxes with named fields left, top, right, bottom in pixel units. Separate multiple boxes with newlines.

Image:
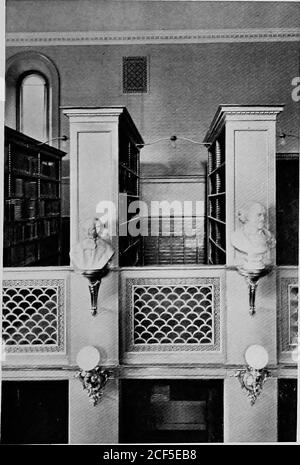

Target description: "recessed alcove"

left=119, top=379, right=223, bottom=443
left=1, top=380, right=69, bottom=444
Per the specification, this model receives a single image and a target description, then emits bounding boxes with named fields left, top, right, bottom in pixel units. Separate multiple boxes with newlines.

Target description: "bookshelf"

left=206, top=128, right=226, bottom=265
left=3, top=127, right=66, bottom=267
left=118, top=111, right=143, bottom=266
left=63, top=107, right=144, bottom=268
left=204, top=104, right=284, bottom=266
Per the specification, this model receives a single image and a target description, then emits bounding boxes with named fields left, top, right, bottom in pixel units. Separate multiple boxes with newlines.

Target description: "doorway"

left=1, top=380, right=69, bottom=444
left=120, top=379, right=223, bottom=443
left=278, top=378, right=297, bottom=442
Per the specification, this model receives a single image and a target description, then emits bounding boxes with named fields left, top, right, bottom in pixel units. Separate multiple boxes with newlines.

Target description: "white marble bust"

left=70, top=217, right=114, bottom=271
left=231, top=202, right=275, bottom=270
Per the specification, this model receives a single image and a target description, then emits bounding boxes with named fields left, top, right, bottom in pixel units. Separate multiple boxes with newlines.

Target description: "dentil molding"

left=6, top=28, right=300, bottom=46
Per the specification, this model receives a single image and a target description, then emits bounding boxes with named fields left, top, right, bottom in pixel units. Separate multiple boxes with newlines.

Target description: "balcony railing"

left=1, top=265, right=297, bottom=369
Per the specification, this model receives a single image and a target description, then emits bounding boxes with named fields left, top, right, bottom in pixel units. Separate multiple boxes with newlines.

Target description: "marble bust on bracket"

left=70, top=216, right=114, bottom=316
left=231, top=202, right=276, bottom=271
left=231, top=202, right=276, bottom=315
left=70, top=216, right=114, bottom=272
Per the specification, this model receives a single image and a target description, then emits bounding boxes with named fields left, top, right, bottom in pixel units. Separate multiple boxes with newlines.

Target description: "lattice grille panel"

left=123, top=56, right=148, bottom=93
left=125, top=278, right=220, bottom=352
left=2, top=279, right=65, bottom=353
left=279, top=278, right=298, bottom=353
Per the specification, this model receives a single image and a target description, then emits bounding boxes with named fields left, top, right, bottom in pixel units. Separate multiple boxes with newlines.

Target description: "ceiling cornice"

left=6, top=28, right=300, bottom=46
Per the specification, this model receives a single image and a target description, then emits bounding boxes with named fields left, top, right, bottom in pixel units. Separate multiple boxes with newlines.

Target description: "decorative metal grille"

left=2, top=279, right=65, bottom=353
left=125, top=278, right=220, bottom=352
left=279, top=278, right=298, bottom=353
left=123, top=56, right=148, bottom=93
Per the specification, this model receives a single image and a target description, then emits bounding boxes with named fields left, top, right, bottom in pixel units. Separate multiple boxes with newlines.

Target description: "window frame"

left=16, top=70, right=50, bottom=142
left=6, top=51, right=60, bottom=147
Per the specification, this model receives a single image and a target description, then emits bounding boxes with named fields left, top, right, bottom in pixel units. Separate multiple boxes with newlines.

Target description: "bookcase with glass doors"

left=3, top=127, right=66, bottom=267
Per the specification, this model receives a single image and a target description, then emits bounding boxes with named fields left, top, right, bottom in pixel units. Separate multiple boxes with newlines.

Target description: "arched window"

left=18, top=72, right=49, bottom=141
left=6, top=52, right=60, bottom=146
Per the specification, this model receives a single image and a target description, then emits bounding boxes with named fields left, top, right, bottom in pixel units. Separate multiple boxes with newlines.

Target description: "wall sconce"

left=37, top=135, right=69, bottom=146
left=76, top=346, right=110, bottom=406
left=277, top=132, right=299, bottom=147
left=235, top=344, right=270, bottom=405
left=70, top=217, right=114, bottom=316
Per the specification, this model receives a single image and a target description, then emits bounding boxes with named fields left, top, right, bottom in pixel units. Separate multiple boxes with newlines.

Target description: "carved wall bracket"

left=236, top=265, right=273, bottom=315
left=235, top=366, right=271, bottom=405
left=82, top=268, right=109, bottom=316
left=76, top=366, right=110, bottom=406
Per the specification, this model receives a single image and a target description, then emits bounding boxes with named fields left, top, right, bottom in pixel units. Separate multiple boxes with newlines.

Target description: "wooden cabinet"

left=3, top=127, right=66, bottom=267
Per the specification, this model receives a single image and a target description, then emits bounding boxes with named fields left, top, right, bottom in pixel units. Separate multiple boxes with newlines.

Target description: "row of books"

left=5, top=199, right=60, bottom=221
left=10, top=153, right=58, bottom=178
left=3, top=243, right=36, bottom=266
left=3, top=218, right=60, bottom=247
left=119, top=169, right=139, bottom=195
left=143, top=236, right=205, bottom=265
left=12, top=152, right=38, bottom=175
left=10, top=178, right=58, bottom=199
left=40, top=160, right=57, bottom=178
left=40, top=199, right=60, bottom=216
left=209, top=175, right=225, bottom=194
left=209, top=222, right=226, bottom=251
left=4, top=235, right=59, bottom=266
left=14, top=179, right=38, bottom=198
left=40, top=181, right=58, bottom=198
left=209, top=197, right=226, bottom=221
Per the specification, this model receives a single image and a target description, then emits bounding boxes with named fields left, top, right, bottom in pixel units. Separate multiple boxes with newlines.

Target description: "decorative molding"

left=204, top=105, right=284, bottom=143
left=1, top=364, right=297, bottom=381
left=6, top=28, right=300, bottom=47
left=62, top=106, right=125, bottom=120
